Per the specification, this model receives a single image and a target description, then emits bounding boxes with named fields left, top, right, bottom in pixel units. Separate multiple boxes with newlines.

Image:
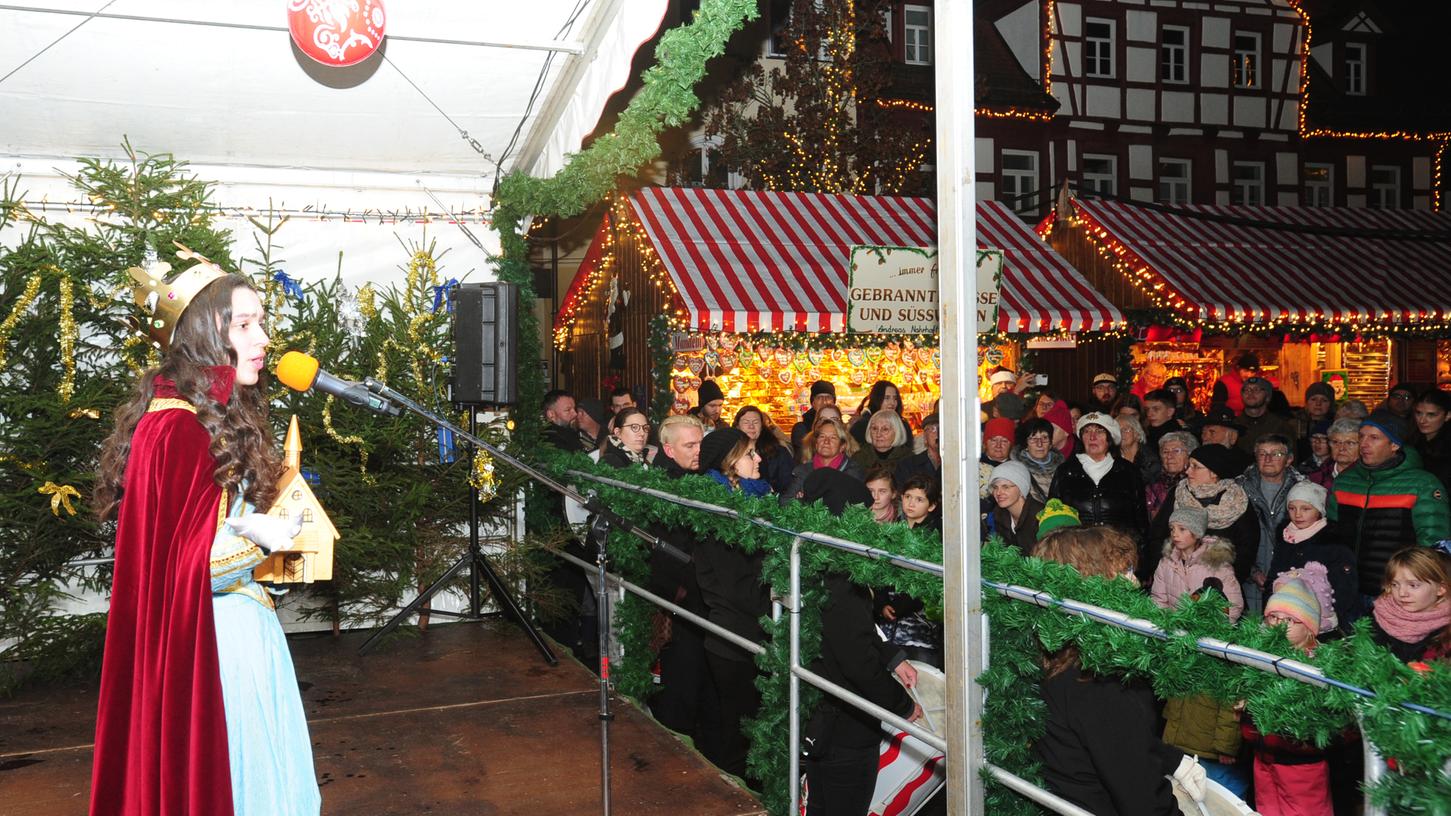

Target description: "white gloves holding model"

left=227, top=513, right=304, bottom=554
left=1171, top=754, right=1208, bottom=803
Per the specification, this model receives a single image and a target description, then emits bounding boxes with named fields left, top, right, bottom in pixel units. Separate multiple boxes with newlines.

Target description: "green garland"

left=648, top=312, right=674, bottom=425
left=532, top=448, right=1451, bottom=815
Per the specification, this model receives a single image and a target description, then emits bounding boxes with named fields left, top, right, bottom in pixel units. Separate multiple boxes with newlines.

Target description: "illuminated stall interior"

left=553, top=187, right=1123, bottom=430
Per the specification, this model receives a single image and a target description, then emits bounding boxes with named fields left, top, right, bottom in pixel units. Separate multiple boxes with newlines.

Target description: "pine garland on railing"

left=533, top=447, right=1451, bottom=816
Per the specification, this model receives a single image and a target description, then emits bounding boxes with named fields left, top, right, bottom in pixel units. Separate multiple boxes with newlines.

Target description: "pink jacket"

left=1151, top=536, right=1245, bottom=622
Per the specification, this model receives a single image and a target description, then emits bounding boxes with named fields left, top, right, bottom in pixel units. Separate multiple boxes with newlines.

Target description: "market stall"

left=1045, top=193, right=1451, bottom=405
left=553, top=187, right=1124, bottom=428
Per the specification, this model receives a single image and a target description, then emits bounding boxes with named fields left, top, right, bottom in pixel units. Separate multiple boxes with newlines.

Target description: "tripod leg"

left=358, top=550, right=473, bottom=655
left=473, top=550, right=558, bottom=665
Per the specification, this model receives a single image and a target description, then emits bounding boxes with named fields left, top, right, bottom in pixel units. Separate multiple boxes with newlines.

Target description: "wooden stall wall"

left=558, top=212, right=672, bottom=414
left=1048, top=219, right=1157, bottom=312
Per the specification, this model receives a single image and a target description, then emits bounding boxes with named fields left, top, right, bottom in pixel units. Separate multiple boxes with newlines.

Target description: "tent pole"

left=934, top=2, right=984, bottom=815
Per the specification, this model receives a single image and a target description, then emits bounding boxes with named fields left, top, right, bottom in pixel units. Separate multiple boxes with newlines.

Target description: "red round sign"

left=287, top=0, right=387, bottom=67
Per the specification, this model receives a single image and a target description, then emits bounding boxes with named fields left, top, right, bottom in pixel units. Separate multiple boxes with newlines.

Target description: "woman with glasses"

left=782, top=417, right=865, bottom=503
left=733, top=405, right=795, bottom=495
left=1146, top=431, right=1198, bottom=520
left=1014, top=418, right=1064, bottom=503
left=1307, top=418, right=1362, bottom=490
left=600, top=408, right=652, bottom=469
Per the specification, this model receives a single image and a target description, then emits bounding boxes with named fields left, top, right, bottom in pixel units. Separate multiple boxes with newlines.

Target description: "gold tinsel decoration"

left=56, top=270, right=77, bottom=404
left=0, top=273, right=43, bottom=370
left=469, top=449, right=498, bottom=501
left=322, top=397, right=375, bottom=485
left=357, top=282, right=377, bottom=320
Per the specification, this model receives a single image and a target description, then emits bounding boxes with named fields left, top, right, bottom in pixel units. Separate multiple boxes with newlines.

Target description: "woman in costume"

left=91, top=248, right=319, bottom=816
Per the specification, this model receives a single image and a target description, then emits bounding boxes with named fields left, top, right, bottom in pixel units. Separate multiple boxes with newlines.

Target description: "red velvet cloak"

left=89, top=371, right=237, bottom=816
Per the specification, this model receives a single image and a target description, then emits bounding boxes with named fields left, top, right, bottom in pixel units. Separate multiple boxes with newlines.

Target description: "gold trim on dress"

left=146, top=397, right=196, bottom=414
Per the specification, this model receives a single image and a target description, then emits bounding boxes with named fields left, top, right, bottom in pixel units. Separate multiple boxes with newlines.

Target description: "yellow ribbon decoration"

left=39, top=482, right=81, bottom=517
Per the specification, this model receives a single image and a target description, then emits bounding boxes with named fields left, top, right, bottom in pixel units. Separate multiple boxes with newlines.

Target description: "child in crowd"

left=864, top=464, right=898, bottom=524
left=876, top=473, right=942, bottom=667
left=1266, top=481, right=1362, bottom=634
left=1152, top=505, right=1247, bottom=794
left=1370, top=546, right=1451, bottom=663
left=1151, top=504, right=1244, bottom=622
left=1241, top=572, right=1340, bottom=816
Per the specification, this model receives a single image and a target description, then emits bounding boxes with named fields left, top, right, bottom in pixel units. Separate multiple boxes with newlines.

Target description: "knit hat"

left=1286, top=481, right=1328, bottom=517
left=1036, top=499, right=1081, bottom=538
left=921, top=412, right=940, bottom=429
left=984, top=418, right=1017, bottom=443
left=1264, top=577, right=1321, bottom=634
left=1362, top=408, right=1408, bottom=448
left=1168, top=505, right=1209, bottom=539
left=1305, top=381, right=1336, bottom=403
left=810, top=380, right=836, bottom=400
left=1389, top=382, right=1418, bottom=400
left=1201, top=405, right=1246, bottom=433
left=989, top=369, right=1018, bottom=386
left=697, top=379, right=724, bottom=406
left=1309, top=419, right=1332, bottom=438
left=1092, top=372, right=1117, bottom=386
left=993, top=392, right=1028, bottom=420
left=1275, top=562, right=1339, bottom=634
left=1042, top=400, right=1073, bottom=436
left=1190, top=443, right=1242, bottom=481
left=1075, top=412, right=1121, bottom=445
left=988, top=460, right=1032, bottom=498
left=698, top=427, right=744, bottom=473
left=577, top=398, right=607, bottom=429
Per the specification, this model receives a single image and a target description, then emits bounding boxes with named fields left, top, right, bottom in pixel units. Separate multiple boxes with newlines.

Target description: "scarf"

left=1374, top=597, right=1451, bottom=644
left=814, top=452, right=845, bottom=471
left=1282, top=518, right=1328, bottom=545
left=873, top=504, right=898, bottom=524
left=1174, top=478, right=1250, bottom=531
left=1077, top=453, right=1114, bottom=485
left=608, top=435, right=646, bottom=465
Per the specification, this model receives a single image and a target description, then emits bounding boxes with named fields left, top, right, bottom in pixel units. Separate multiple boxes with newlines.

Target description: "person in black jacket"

left=541, top=388, right=582, bottom=453
left=1048, top=412, right=1148, bottom=546
left=1033, top=526, right=1206, bottom=815
left=1413, top=388, right=1451, bottom=492
left=1266, top=480, right=1363, bottom=634
left=599, top=408, right=651, bottom=469
left=797, top=470, right=922, bottom=816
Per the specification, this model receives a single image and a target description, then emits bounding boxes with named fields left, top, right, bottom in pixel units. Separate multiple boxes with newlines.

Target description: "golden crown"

left=127, top=242, right=230, bottom=350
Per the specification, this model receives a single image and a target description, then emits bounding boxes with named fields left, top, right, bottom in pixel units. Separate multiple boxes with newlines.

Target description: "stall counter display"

left=668, top=334, right=942, bottom=432
left=1129, top=342, right=1223, bottom=410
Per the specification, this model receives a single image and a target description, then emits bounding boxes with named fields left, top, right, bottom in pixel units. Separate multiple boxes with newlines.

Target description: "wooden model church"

left=255, top=415, right=339, bottom=584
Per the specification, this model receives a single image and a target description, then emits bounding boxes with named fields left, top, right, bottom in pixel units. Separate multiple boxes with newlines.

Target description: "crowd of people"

left=536, top=354, right=1451, bottom=816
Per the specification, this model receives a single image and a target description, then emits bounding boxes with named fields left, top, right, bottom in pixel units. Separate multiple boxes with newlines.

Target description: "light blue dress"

left=211, top=492, right=322, bottom=816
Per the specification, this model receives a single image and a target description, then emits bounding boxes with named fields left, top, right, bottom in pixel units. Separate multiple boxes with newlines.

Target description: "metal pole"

left=935, top=1, right=983, bottom=814
left=788, top=537, right=803, bottom=816
left=592, top=519, right=613, bottom=816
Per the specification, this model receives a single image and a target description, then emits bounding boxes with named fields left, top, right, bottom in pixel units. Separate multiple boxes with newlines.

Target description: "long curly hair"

left=94, top=274, right=281, bottom=520
left=1034, top=526, right=1139, bottom=679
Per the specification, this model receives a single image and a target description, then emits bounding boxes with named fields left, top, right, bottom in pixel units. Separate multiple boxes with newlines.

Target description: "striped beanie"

left=1035, top=499, right=1081, bottom=539
left=1264, top=577, right=1321, bottom=634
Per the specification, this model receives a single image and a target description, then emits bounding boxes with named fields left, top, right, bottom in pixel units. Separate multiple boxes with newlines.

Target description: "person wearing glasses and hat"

left=1086, top=372, right=1119, bottom=415
left=1235, top=376, right=1298, bottom=458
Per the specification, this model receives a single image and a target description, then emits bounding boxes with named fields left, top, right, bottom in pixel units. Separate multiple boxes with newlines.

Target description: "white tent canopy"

left=0, top=0, right=668, bottom=285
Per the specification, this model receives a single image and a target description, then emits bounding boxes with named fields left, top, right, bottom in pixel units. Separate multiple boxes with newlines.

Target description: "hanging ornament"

left=687, top=356, right=705, bottom=376
left=736, top=348, right=754, bottom=368
left=774, top=347, right=793, bottom=367
left=847, top=349, right=866, bottom=368
left=719, top=335, right=738, bottom=351
left=288, top=0, right=386, bottom=67
left=38, top=481, right=80, bottom=517
left=468, top=450, right=498, bottom=502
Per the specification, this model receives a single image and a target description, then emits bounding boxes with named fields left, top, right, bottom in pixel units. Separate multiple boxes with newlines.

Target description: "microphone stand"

left=356, top=378, right=683, bottom=816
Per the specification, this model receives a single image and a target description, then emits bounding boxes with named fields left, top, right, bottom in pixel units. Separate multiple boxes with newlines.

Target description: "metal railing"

left=556, top=464, right=1449, bottom=816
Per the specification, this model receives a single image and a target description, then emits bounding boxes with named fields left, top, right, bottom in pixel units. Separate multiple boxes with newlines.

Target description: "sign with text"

left=847, top=245, right=939, bottom=334
left=976, top=249, right=1004, bottom=331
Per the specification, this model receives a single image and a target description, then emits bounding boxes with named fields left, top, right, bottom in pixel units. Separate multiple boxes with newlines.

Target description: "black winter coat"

left=805, top=574, right=914, bottom=758
left=692, top=536, right=769, bottom=663
left=1036, top=664, right=1184, bottom=816
left=1143, top=486, right=1260, bottom=585
left=1048, top=454, right=1148, bottom=541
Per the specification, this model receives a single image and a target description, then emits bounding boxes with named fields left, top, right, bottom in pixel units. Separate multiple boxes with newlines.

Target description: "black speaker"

left=450, top=282, right=519, bottom=405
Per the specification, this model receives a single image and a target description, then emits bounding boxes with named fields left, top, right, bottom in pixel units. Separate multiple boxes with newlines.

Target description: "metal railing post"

left=789, top=536, right=803, bottom=816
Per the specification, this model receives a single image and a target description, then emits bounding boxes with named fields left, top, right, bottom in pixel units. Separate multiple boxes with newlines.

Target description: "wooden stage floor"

left=0, top=619, right=765, bottom=816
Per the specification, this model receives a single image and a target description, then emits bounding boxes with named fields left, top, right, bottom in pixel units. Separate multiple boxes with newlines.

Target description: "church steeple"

left=283, top=414, right=302, bottom=472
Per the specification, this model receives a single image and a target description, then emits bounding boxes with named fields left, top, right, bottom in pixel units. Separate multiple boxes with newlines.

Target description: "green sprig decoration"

left=648, top=312, right=674, bottom=425
left=529, top=447, right=1451, bottom=815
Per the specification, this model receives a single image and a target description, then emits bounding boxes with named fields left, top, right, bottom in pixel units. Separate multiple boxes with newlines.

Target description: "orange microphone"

left=275, top=351, right=400, bottom=416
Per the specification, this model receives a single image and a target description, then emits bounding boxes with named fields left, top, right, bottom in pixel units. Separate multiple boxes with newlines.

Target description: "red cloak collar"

left=152, top=365, right=238, bottom=405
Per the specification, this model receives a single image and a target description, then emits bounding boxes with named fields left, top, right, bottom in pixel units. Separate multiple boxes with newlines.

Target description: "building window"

left=1081, top=154, right=1118, bottom=197
left=1230, top=162, right=1264, bottom=206
left=1370, top=165, right=1401, bottom=209
left=1085, top=19, right=1114, bottom=78
left=302, top=508, right=314, bottom=523
left=1304, top=163, right=1333, bottom=207
left=904, top=5, right=931, bottom=66
left=1000, top=150, right=1040, bottom=215
left=1345, top=43, right=1366, bottom=96
left=1161, top=26, right=1189, bottom=84
left=1232, top=32, right=1260, bottom=88
left=1158, top=158, right=1192, bottom=205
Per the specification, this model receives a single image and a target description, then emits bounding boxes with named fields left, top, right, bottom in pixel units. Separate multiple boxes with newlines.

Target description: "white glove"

left=1171, top=754, right=1207, bottom=803
left=227, top=512, right=303, bottom=553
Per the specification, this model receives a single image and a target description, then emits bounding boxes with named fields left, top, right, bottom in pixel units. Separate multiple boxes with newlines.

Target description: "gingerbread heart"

left=777, top=369, right=793, bottom=385
left=807, top=348, right=824, bottom=365
left=719, top=353, right=736, bottom=370
left=775, top=347, right=793, bottom=367
left=865, top=347, right=883, bottom=364
left=687, top=357, right=705, bottom=376
left=847, top=349, right=866, bottom=367
left=719, top=335, right=738, bottom=351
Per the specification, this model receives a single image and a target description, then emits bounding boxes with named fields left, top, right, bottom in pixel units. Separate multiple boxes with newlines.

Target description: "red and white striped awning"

left=1070, top=198, right=1451, bottom=324
left=626, top=187, right=1123, bottom=334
